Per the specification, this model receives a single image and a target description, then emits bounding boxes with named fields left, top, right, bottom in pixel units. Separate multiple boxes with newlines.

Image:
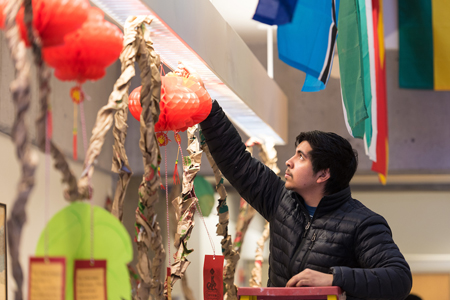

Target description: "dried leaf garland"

left=200, top=131, right=239, bottom=300
left=76, top=16, right=155, bottom=200
left=110, top=101, right=133, bottom=221
left=167, top=184, right=195, bottom=300
left=249, top=221, right=270, bottom=287
left=24, top=0, right=81, bottom=202
left=109, top=24, right=136, bottom=221
left=233, top=200, right=257, bottom=252
left=127, top=16, right=165, bottom=300
left=166, top=125, right=203, bottom=294
left=5, top=0, right=38, bottom=299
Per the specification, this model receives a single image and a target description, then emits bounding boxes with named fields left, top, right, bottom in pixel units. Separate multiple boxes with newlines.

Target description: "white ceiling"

left=210, top=0, right=270, bottom=45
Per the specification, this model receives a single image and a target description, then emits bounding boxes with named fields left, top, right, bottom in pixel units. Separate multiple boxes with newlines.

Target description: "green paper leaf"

left=193, top=176, right=215, bottom=217
left=35, top=202, right=133, bottom=300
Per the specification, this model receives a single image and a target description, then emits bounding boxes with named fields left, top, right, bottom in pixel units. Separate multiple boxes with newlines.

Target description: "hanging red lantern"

left=16, top=0, right=89, bottom=47
left=176, top=76, right=212, bottom=125
left=42, top=7, right=123, bottom=83
left=128, top=74, right=212, bottom=132
left=157, top=76, right=200, bottom=132
left=40, top=6, right=123, bottom=160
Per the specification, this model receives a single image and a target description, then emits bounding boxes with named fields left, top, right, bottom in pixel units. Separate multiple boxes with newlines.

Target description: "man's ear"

left=316, top=168, right=330, bottom=183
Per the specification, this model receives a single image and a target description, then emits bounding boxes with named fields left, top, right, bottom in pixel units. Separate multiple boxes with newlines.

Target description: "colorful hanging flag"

left=337, top=0, right=368, bottom=139
left=277, top=0, right=339, bottom=92
left=338, top=0, right=388, bottom=183
left=370, top=0, right=388, bottom=184
left=252, top=0, right=299, bottom=25
left=398, top=0, right=450, bottom=90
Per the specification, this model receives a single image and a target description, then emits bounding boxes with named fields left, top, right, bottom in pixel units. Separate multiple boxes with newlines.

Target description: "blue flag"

left=278, top=0, right=340, bottom=92
left=252, top=0, right=299, bottom=25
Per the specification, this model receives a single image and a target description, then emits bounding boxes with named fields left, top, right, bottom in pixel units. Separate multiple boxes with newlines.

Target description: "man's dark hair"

left=295, top=130, right=358, bottom=195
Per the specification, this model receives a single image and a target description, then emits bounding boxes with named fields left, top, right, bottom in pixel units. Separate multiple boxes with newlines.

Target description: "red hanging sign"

left=203, top=255, right=224, bottom=300
left=29, top=257, right=66, bottom=300
left=74, top=260, right=107, bottom=300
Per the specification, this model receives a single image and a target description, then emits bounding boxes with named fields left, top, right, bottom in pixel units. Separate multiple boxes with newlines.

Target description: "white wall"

left=0, top=28, right=120, bottom=298
left=0, top=132, right=113, bottom=299
left=355, top=190, right=450, bottom=273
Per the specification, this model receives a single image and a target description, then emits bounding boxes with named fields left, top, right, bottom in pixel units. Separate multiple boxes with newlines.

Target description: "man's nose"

left=286, top=158, right=291, bottom=167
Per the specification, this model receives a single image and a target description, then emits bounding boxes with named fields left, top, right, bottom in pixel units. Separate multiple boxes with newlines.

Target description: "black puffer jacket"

left=200, top=101, right=412, bottom=300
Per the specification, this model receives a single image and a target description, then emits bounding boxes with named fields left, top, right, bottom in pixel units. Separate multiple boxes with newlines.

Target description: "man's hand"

left=286, top=268, right=333, bottom=287
left=175, top=61, right=205, bottom=89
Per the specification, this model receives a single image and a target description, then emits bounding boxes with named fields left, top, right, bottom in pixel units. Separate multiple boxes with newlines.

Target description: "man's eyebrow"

left=297, top=149, right=308, bottom=158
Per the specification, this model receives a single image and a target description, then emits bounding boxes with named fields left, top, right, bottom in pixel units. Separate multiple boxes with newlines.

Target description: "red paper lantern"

left=128, top=75, right=212, bottom=132
left=178, top=76, right=212, bottom=125
left=158, top=76, right=199, bottom=132
left=16, top=0, right=89, bottom=47
left=42, top=7, right=123, bottom=83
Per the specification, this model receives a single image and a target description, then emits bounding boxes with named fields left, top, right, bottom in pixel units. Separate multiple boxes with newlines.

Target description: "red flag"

left=370, top=0, right=388, bottom=184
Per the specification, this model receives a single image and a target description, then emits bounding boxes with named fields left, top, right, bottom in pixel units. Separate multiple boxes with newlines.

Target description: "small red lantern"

left=157, top=76, right=200, bottom=132
left=128, top=74, right=212, bottom=132
left=42, top=7, right=123, bottom=83
left=16, top=0, right=90, bottom=47
left=40, top=7, right=123, bottom=160
left=178, top=76, right=212, bottom=125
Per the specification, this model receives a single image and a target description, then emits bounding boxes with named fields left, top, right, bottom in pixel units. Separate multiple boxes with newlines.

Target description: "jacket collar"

left=291, top=186, right=352, bottom=219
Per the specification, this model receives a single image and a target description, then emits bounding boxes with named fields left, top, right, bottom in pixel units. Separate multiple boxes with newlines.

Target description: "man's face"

left=284, top=141, right=319, bottom=195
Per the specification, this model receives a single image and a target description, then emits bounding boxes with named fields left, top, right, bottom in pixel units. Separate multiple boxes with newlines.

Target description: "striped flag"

left=338, top=0, right=388, bottom=183
left=399, top=0, right=450, bottom=90
left=370, top=0, right=388, bottom=184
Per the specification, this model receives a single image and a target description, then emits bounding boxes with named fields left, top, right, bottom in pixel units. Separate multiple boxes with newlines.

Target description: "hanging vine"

left=166, top=125, right=203, bottom=294
left=5, top=0, right=37, bottom=299
left=249, top=140, right=279, bottom=287
left=200, top=130, right=239, bottom=300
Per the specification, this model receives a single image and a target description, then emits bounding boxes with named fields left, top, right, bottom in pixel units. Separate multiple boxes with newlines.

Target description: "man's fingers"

left=178, top=61, right=196, bottom=74
left=286, top=274, right=301, bottom=287
left=296, top=280, right=309, bottom=287
left=175, top=61, right=206, bottom=88
left=286, top=278, right=296, bottom=287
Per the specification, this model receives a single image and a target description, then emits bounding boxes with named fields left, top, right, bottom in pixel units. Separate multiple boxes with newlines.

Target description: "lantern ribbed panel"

left=16, top=0, right=90, bottom=47
left=42, top=7, right=123, bottom=83
left=129, top=75, right=212, bottom=132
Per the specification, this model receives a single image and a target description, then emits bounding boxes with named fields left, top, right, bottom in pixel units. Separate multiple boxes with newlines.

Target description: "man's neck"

left=300, top=190, right=325, bottom=208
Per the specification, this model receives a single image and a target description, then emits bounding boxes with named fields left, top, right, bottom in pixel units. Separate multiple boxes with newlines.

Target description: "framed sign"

left=0, top=203, right=6, bottom=300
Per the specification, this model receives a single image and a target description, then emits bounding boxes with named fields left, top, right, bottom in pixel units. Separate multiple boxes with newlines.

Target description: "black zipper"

left=289, top=196, right=322, bottom=278
left=298, top=232, right=317, bottom=271
left=289, top=212, right=313, bottom=277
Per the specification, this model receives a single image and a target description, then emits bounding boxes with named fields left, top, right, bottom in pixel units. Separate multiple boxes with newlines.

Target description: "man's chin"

left=285, top=183, right=293, bottom=190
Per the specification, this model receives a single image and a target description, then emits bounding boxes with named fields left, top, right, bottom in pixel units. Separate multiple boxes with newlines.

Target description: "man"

left=199, top=100, right=412, bottom=299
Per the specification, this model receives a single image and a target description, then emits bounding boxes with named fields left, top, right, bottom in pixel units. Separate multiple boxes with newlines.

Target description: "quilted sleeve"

left=200, top=100, right=286, bottom=221
left=330, top=214, right=412, bottom=300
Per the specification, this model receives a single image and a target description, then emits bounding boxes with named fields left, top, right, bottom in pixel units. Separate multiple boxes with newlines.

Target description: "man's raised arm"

left=200, top=100, right=285, bottom=221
